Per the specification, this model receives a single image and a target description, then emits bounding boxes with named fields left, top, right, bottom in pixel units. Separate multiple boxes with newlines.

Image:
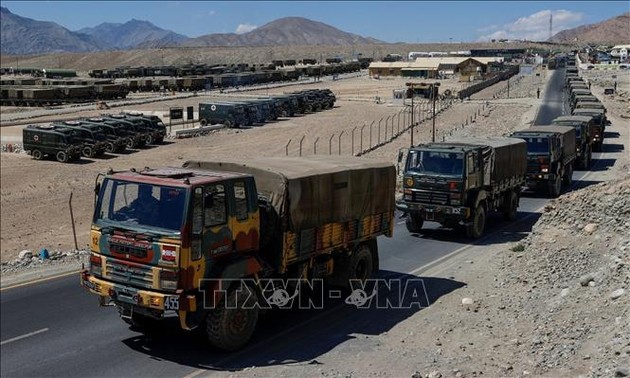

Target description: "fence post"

left=397, top=111, right=401, bottom=134
left=369, top=120, right=374, bottom=148
left=299, top=135, right=305, bottom=156
left=360, top=124, right=366, bottom=152
left=351, top=126, right=357, bottom=155
left=285, top=138, right=291, bottom=156
left=338, top=130, right=344, bottom=155
left=313, top=137, right=319, bottom=154
left=329, top=133, right=335, bottom=155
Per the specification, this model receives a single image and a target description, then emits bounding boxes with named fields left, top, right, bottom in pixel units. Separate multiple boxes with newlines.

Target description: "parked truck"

left=22, top=124, right=83, bottom=162
left=396, top=137, right=526, bottom=239
left=81, top=156, right=395, bottom=351
left=511, top=126, right=576, bottom=197
left=51, top=121, right=108, bottom=158
left=552, top=115, right=594, bottom=169
left=199, top=102, right=248, bottom=128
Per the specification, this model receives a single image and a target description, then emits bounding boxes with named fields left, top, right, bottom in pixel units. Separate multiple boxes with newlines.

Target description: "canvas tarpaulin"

left=183, top=156, right=396, bottom=231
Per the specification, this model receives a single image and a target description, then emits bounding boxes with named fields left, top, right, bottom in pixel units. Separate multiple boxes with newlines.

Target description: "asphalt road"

left=0, top=68, right=613, bottom=377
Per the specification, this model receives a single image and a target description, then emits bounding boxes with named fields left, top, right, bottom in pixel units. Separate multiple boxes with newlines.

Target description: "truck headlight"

left=541, top=168, right=548, bottom=173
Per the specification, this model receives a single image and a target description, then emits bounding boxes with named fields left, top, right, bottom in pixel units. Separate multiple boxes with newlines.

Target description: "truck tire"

left=563, top=164, right=573, bottom=186
left=82, top=146, right=94, bottom=158
left=145, top=134, right=154, bottom=145
left=206, top=283, right=259, bottom=351
left=105, top=142, right=115, bottom=153
left=200, top=118, right=208, bottom=126
left=405, top=213, right=424, bottom=233
left=126, top=138, right=135, bottom=149
left=503, top=191, right=518, bottom=221
left=548, top=176, right=561, bottom=198
left=348, top=244, right=374, bottom=282
left=224, top=120, right=233, bottom=128
left=466, top=204, right=486, bottom=239
left=56, top=150, right=69, bottom=163
left=32, top=149, right=43, bottom=160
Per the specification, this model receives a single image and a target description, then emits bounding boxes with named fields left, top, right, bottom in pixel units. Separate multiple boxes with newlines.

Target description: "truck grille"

left=413, top=190, right=449, bottom=205
left=109, top=241, right=148, bottom=258
left=106, top=260, right=153, bottom=289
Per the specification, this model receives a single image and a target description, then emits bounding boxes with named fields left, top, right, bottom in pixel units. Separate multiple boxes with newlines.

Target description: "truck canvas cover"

left=183, top=156, right=396, bottom=231
left=445, top=137, right=526, bottom=184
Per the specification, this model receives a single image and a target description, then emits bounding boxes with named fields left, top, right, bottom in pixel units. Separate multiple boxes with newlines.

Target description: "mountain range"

left=1, top=6, right=628, bottom=56
left=0, top=7, right=381, bottom=55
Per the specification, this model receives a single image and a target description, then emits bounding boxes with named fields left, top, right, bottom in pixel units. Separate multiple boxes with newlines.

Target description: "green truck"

left=552, top=115, right=594, bottom=169
left=397, top=137, right=526, bottom=238
left=22, top=125, right=83, bottom=162
left=511, top=126, right=576, bottom=197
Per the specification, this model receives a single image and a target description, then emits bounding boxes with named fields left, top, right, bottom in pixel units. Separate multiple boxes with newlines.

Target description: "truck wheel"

left=82, top=146, right=94, bottom=158
left=466, top=204, right=486, bottom=239
left=563, top=164, right=573, bottom=186
left=548, top=176, right=561, bottom=198
left=206, top=283, right=259, bottom=351
left=405, top=213, right=424, bottom=233
left=126, top=138, right=135, bottom=149
left=200, top=119, right=208, bottom=126
left=105, top=142, right=115, bottom=153
left=56, top=151, right=68, bottom=163
left=224, top=120, right=233, bottom=128
left=503, top=192, right=518, bottom=221
left=32, top=149, right=43, bottom=160
left=349, top=244, right=374, bottom=282
left=145, top=135, right=154, bottom=145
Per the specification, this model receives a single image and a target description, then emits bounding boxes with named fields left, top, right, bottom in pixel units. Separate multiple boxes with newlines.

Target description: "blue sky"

left=2, top=1, right=628, bottom=42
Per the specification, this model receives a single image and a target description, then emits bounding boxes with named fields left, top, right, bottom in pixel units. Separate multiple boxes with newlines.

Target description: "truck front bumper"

left=80, top=270, right=195, bottom=313
left=525, top=173, right=556, bottom=187
left=397, top=201, right=471, bottom=222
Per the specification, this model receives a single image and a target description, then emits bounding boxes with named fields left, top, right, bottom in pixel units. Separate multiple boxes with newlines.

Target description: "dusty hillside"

left=550, top=12, right=630, bottom=44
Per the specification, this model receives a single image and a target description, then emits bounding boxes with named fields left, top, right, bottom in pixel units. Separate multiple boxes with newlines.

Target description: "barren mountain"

left=77, top=19, right=189, bottom=50
left=181, top=17, right=382, bottom=47
left=0, top=7, right=107, bottom=55
left=549, top=12, right=630, bottom=44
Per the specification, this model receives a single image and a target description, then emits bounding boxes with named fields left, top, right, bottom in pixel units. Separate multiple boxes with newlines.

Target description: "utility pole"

left=432, top=83, right=437, bottom=143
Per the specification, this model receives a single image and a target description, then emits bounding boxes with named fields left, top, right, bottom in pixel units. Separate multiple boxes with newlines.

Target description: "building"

left=610, top=45, right=630, bottom=61
left=368, top=57, right=503, bottom=79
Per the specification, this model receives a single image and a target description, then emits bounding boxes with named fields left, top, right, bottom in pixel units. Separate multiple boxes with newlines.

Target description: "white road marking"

left=0, top=328, right=49, bottom=346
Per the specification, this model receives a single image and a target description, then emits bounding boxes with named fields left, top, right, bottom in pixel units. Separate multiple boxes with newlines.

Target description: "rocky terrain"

left=550, top=12, right=630, bottom=44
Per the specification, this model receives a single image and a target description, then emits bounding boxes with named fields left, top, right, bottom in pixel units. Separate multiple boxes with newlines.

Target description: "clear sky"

left=2, top=1, right=628, bottom=42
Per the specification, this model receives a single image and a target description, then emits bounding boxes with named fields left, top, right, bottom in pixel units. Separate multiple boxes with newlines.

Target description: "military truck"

left=199, top=102, right=248, bottom=128
left=511, top=126, right=576, bottom=197
left=52, top=121, right=108, bottom=158
left=572, top=108, right=607, bottom=151
left=81, top=156, right=395, bottom=351
left=103, top=114, right=162, bottom=145
left=22, top=125, right=83, bottom=162
left=396, top=137, right=526, bottom=239
left=552, top=115, right=594, bottom=169
left=120, top=112, right=167, bottom=144
left=86, top=117, right=146, bottom=149
left=269, top=94, right=299, bottom=117
left=67, top=120, right=128, bottom=153
left=573, top=101, right=606, bottom=114
left=569, top=89, right=593, bottom=109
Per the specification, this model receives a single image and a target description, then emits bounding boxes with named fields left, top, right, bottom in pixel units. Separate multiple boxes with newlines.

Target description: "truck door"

left=466, top=151, right=479, bottom=188
left=228, top=179, right=259, bottom=252
left=191, top=183, right=232, bottom=261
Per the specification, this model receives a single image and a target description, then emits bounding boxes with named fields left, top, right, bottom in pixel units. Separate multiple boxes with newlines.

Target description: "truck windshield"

left=406, top=150, right=464, bottom=176
left=95, top=179, right=187, bottom=233
left=524, top=137, right=549, bottom=153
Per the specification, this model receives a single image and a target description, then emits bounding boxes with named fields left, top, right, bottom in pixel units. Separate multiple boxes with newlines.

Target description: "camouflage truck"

left=81, top=156, right=395, bottom=351
left=396, top=137, right=526, bottom=239
left=22, top=124, right=83, bottom=162
left=552, top=115, right=594, bottom=169
left=511, top=126, right=576, bottom=197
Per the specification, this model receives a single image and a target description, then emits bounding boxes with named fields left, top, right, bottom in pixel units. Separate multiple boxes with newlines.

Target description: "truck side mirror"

left=398, top=150, right=404, bottom=163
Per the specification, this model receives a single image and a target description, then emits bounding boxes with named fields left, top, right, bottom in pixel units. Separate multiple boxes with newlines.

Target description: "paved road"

left=0, top=68, right=613, bottom=377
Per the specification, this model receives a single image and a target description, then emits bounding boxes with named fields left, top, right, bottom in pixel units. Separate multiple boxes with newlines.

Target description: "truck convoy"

left=397, top=137, right=526, bottom=238
left=81, top=156, right=395, bottom=351
left=510, top=126, right=576, bottom=197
